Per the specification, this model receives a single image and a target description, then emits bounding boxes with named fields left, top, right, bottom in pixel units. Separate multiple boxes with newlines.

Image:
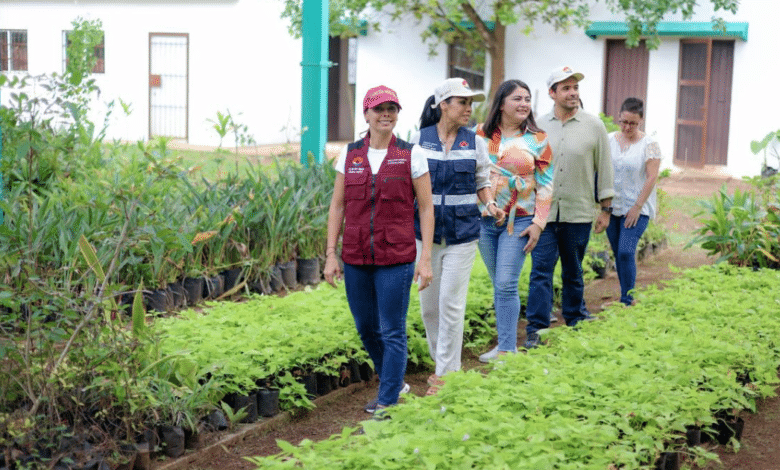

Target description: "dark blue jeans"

left=343, top=262, right=414, bottom=407
left=526, top=222, right=592, bottom=331
left=478, top=215, right=532, bottom=352
left=606, top=214, right=649, bottom=305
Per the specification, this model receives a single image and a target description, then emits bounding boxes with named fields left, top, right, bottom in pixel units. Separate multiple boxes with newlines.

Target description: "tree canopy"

left=281, top=0, right=740, bottom=96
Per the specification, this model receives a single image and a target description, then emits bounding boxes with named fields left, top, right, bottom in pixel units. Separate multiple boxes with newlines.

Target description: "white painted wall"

left=355, top=11, right=450, bottom=141
left=0, top=0, right=303, bottom=147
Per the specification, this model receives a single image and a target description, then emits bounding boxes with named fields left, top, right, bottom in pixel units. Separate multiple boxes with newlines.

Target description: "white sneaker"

left=400, top=382, right=411, bottom=394
left=478, top=346, right=500, bottom=363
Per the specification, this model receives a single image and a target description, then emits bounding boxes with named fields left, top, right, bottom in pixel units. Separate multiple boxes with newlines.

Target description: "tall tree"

left=281, top=0, right=739, bottom=97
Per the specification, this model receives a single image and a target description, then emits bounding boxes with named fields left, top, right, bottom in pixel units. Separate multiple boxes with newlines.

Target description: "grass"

left=662, top=193, right=708, bottom=247
left=173, top=148, right=298, bottom=182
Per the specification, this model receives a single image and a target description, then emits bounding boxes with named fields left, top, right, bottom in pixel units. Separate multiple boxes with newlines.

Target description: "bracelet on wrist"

left=486, top=200, right=498, bottom=209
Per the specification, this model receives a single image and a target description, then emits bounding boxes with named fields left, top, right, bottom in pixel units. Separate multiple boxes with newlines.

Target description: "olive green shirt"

left=540, top=108, right=615, bottom=224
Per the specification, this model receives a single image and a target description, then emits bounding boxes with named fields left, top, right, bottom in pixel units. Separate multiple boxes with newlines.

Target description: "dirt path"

left=159, top=170, right=779, bottom=470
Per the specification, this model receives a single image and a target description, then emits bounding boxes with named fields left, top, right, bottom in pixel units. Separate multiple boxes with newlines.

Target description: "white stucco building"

left=356, top=1, right=780, bottom=178
left=2, top=1, right=779, bottom=176
left=0, top=0, right=308, bottom=147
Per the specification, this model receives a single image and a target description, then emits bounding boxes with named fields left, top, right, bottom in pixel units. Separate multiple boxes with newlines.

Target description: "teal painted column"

left=300, top=0, right=331, bottom=166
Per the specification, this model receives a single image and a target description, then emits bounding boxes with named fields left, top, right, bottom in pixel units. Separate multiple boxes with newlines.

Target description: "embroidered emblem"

left=459, top=141, right=468, bottom=148
left=461, top=79, right=470, bottom=89
left=563, top=66, right=573, bottom=73
left=352, top=156, right=364, bottom=165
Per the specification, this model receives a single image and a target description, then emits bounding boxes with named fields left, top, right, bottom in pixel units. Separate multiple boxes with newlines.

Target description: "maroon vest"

left=341, top=135, right=416, bottom=266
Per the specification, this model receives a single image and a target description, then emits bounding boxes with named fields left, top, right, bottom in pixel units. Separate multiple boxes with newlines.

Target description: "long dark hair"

left=419, top=95, right=456, bottom=129
left=482, top=80, right=542, bottom=137
left=620, top=97, right=644, bottom=118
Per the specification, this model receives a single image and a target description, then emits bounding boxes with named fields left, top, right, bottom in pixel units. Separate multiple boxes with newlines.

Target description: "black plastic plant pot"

left=338, top=363, right=352, bottom=388
left=204, top=275, right=225, bottom=299
left=183, top=277, right=205, bottom=305
left=232, top=393, right=258, bottom=423
left=715, top=416, right=745, bottom=445
left=158, top=425, right=185, bottom=458
left=297, top=258, right=321, bottom=285
left=269, top=265, right=285, bottom=292
left=298, top=374, right=317, bottom=399
left=359, top=362, right=374, bottom=382
left=685, top=426, right=701, bottom=447
left=144, top=289, right=171, bottom=313
left=654, top=451, right=679, bottom=470
left=315, top=372, right=332, bottom=396
left=206, top=409, right=229, bottom=431
left=349, top=359, right=362, bottom=384
left=280, top=260, right=297, bottom=289
left=258, top=388, right=281, bottom=417
left=167, top=281, right=187, bottom=309
left=113, top=443, right=137, bottom=470
left=183, top=428, right=199, bottom=450
left=72, top=457, right=111, bottom=470
left=221, top=268, right=242, bottom=292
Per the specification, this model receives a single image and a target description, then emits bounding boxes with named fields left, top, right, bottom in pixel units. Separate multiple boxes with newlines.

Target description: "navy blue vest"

left=414, top=125, right=481, bottom=245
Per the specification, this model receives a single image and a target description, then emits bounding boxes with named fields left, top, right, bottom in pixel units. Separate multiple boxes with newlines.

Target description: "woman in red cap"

left=324, top=85, right=434, bottom=416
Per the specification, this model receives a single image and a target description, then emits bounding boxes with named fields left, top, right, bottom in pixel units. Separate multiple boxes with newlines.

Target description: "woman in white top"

left=606, top=97, right=661, bottom=306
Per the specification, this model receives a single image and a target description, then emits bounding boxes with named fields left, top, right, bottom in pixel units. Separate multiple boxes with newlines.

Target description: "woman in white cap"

left=324, top=85, right=434, bottom=416
left=410, top=78, right=497, bottom=395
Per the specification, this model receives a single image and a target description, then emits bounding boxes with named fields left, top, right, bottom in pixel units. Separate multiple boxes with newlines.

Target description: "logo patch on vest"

left=459, top=141, right=468, bottom=148
left=351, top=156, right=364, bottom=165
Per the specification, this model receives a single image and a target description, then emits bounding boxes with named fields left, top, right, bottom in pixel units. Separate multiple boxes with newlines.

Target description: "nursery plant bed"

left=167, top=247, right=780, bottom=470
left=153, top=381, right=372, bottom=470
left=154, top=172, right=775, bottom=470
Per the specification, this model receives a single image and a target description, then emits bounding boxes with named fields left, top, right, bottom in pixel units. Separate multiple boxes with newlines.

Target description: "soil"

left=156, top=170, right=779, bottom=470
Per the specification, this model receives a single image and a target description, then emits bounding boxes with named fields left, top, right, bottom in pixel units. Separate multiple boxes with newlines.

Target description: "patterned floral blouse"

left=475, top=124, right=555, bottom=231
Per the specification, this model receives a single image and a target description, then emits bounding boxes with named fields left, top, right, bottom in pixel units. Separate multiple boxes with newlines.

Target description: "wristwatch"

left=600, top=206, right=613, bottom=214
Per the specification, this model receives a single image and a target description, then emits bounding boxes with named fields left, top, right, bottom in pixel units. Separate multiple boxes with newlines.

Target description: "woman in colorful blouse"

left=606, top=97, right=661, bottom=306
left=474, top=79, right=554, bottom=361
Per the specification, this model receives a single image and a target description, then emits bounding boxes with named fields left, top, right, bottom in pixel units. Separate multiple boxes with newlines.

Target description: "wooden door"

left=602, top=39, right=649, bottom=126
left=327, top=37, right=355, bottom=141
left=674, top=40, right=734, bottom=166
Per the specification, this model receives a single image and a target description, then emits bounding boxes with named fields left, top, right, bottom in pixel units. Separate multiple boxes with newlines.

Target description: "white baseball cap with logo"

left=432, top=78, right=486, bottom=108
left=546, top=66, right=585, bottom=89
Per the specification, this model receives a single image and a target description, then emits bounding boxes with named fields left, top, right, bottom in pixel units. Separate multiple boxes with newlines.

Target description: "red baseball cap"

left=363, top=85, right=402, bottom=112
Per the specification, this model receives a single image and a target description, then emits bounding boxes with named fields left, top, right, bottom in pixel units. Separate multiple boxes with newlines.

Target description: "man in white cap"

left=523, top=66, right=614, bottom=348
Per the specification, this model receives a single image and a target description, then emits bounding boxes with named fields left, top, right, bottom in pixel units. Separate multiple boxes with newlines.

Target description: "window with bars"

left=447, top=42, right=485, bottom=91
left=62, top=30, right=105, bottom=73
left=1, top=30, right=28, bottom=71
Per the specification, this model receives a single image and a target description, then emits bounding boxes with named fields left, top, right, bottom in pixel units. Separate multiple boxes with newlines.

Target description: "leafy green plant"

left=687, top=184, right=780, bottom=268
left=207, top=109, right=257, bottom=155
left=248, top=264, right=780, bottom=469
left=599, top=112, right=620, bottom=133
left=750, top=129, right=780, bottom=177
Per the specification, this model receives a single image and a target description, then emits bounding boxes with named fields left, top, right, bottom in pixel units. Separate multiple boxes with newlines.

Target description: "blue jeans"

left=343, top=262, right=414, bottom=406
left=526, top=222, right=592, bottom=330
left=606, top=214, right=649, bottom=305
left=478, top=215, right=532, bottom=352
